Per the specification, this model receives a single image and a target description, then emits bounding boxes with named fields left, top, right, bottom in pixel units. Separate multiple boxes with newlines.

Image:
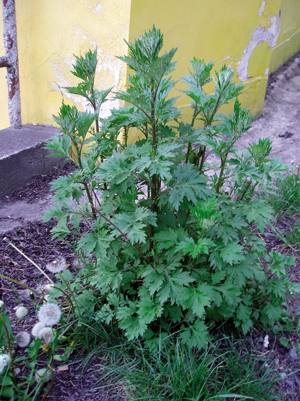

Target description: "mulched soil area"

left=0, top=165, right=124, bottom=401
left=0, top=220, right=125, bottom=401
left=0, top=162, right=74, bottom=204
left=0, top=166, right=299, bottom=400
left=45, top=357, right=125, bottom=401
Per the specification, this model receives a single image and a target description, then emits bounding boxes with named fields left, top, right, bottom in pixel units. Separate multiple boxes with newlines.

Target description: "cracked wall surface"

left=237, top=15, right=280, bottom=82
left=0, top=0, right=299, bottom=128
left=270, top=0, right=300, bottom=72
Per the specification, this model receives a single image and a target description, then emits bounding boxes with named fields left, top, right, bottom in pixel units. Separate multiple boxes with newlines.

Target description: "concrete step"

left=0, top=124, right=62, bottom=196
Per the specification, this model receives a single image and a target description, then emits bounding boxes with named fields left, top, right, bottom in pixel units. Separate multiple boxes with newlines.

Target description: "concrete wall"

left=0, top=0, right=131, bottom=129
left=270, top=0, right=300, bottom=72
left=129, top=0, right=282, bottom=118
left=0, top=0, right=299, bottom=129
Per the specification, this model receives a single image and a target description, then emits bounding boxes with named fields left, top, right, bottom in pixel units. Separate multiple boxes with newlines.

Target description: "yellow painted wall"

left=129, top=0, right=282, bottom=118
left=0, top=0, right=131, bottom=129
left=270, top=0, right=300, bottom=72
left=0, top=0, right=299, bottom=129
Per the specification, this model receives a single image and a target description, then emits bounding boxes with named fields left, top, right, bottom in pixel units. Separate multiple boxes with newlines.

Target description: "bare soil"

left=238, top=53, right=300, bottom=167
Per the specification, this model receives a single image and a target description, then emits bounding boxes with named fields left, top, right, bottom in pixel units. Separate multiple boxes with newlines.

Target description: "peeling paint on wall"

left=2, top=0, right=297, bottom=126
left=51, top=51, right=123, bottom=118
left=95, top=2, right=102, bottom=14
left=270, top=0, right=300, bottom=72
left=237, top=16, right=281, bottom=81
left=0, top=0, right=131, bottom=127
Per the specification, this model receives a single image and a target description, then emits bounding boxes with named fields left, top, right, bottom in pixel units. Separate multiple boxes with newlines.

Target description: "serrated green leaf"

left=141, top=266, right=165, bottom=295
left=112, top=208, right=157, bottom=244
left=262, top=304, right=282, bottom=323
left=180, top=320, right=210, bottom=349
left=180, top=284, right=213, bottom=317
left=220, top=242, right=244, bottom=265
left=236, top=303, right=253, bottom=334
left=244, top=200, right=274, bottom=232
left=158, top=269, right=195, bottom=304
left=169, top=164, right=209, bottom=210
left=116, top=303, right=147, bottom=340
left=138, top=290, right=163, bottom=324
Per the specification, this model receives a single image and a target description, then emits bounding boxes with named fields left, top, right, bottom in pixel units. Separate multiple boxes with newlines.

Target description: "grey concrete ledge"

left=0, top=124, right=63, bottom=196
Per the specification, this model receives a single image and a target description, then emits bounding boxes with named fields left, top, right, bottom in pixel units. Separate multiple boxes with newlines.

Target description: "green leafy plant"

left=46, top=26, right=297, bottom=348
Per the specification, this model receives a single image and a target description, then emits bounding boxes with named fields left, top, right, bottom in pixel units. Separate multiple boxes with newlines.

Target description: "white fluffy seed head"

left=35, top=368, right=52, bottom=383
left=263, top=335, right=269, bottom=349
left=38, top=327, right=53, bottom=344
left=38, top=303, right=61, bottom=327
left=16, top=331, right=31, bottom=348
left=15, top=305, right=28, bottom=320
left=0, top=300, right=4, bottom=309
left=46, top=256, right=68, bottom=273
left=0, top=354, right=11, bottom=374
left=31, top=322, right=45, bottom=338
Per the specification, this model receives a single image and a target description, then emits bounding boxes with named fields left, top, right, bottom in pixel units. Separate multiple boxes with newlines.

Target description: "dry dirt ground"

left=238, top=53, right=300, bottom=167
left=0, top=53, right=299, bottom=400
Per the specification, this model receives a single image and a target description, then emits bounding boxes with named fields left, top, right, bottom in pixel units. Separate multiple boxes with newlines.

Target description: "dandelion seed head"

left=46, top=256, right=68, bottom=273
left=16, top=331, right=31, bottom=348
left=0, top=353, right=11, bottom=374
left=15, top=305, right=28, bottom=319
left=263, top=334, right=269, bottom=349
left=38, top=327, right=53, bottom=344
left=38, top=303, right=61, bottom=326
left=32, top=322, right=45, bottom=338
left=35, top=368, right=52, bottom=383
left=0, top=300, right=4, bottom=309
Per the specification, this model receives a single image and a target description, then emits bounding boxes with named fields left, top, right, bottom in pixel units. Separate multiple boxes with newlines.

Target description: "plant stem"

left=3, top=238, right=54, bottom=284
left=92, top=189, right=129, bottom=242
left=0, top=273, right=37, bottom=295
left=150, top=87, right=160, bottom=215
left=123, top=126, right=129, bottom=147
left=215, top=158, right=226, bottom=193
left=198, top=145, right=206, bottom=172
left=196, top=88, right=224, bottom=171
left=185, top=108, right=198, bottom=163
left=83, top=181, right=97, bottom=219
left=73, top=140, right=97, bottom=219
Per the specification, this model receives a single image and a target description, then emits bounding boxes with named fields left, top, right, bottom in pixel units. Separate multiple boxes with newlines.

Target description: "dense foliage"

left=46, top=26, right=297, bottom=348
left=103, top=338, right=277, bottom=401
